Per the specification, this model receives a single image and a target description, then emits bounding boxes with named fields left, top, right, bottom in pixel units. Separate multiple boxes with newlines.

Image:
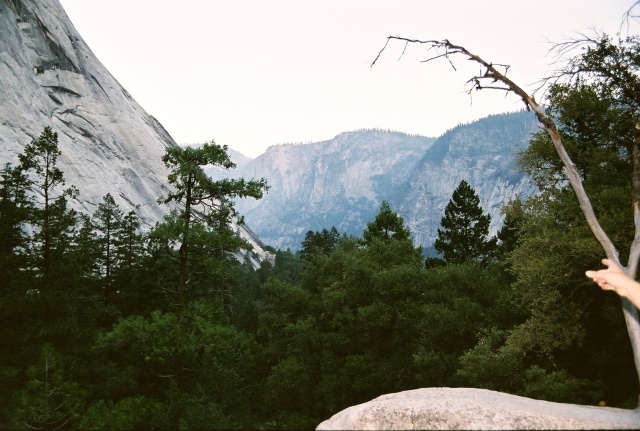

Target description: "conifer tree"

left=363, top=200, right=412, bottom=245
left=12, top=345, right=84, bottom=430
left=495, top=197, right=525, bottom=262
left=93, top=193, right=124, bottom=305
left=300, top=227, right=341, bottom=261
left=434, top=180, right=497, bottom=265
left=0, top=163, right=32, bottom=289
left=18, top=127, right=78, bottom=281
left=159, top=141, right=268, bottom=312
left=71, top=213, right=100, bottom=283
left=118, top=210, right=143, bottom=273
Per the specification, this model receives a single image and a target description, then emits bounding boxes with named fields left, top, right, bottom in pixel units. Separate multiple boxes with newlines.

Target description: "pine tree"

left=118, top=210, right=143, bottom=273
left=363, top=200, right=412, bottom=245
left=71, top=213, right=100, bottom=283
left=299, top=227, right=341, bottom=261
left=495, top=197, right=525, bottom=262
left=0, top=163, right=32, bottom=290
left=159, top=141, right=268, bottom=313
left=11, top=345, right=85, bottom=430
left=18, top=127, right=78, bottom=281
left=434, top=180, right=497, bottom=265
left=93, top=194, right=124, bottom=305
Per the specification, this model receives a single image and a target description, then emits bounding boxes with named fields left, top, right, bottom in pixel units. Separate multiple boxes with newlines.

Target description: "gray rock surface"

left=399, top=112, right=538, bottom=248
left=222, top=129, right=434, bottom=250
left=317, top=387, right=640, bottom=430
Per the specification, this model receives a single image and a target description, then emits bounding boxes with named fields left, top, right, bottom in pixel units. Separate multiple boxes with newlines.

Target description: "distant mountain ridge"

left=213, top=112, right=538, bottom=252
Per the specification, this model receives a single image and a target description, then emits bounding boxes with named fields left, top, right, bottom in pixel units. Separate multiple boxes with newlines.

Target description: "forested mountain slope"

left=216, top=112, right=538, bottom=251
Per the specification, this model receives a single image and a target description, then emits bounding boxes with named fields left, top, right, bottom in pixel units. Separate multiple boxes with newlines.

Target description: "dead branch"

left=372, top=36, right=618, bottom=261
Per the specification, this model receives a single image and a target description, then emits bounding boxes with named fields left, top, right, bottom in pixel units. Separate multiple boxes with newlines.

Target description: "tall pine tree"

left=18, top=127, right=78, bottom=283
left=158, top=141, right=268, bottom=313
left=300, top=227, right=341, bottom=261
left=93, top=193, right=125, bottom=306
left=434, top=180, right=496, bottom=265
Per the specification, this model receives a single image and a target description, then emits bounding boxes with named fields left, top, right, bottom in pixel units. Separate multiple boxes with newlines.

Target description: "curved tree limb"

left=372, top=37, right=619, bottom=261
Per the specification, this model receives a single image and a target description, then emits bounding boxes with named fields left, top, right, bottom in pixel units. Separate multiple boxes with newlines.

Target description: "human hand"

left=586, top=259, right=634, bottom=297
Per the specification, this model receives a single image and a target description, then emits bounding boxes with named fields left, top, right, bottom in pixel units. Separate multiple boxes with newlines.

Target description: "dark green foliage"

left=5, top=104, right=639, bottom=431
left=362, top=200, right=412, bottom=245
left=414, top=262, right=519, bottom=387
left=300, top=227, right=341, bottom=261
left=0, top=132, right=274, bottom=429
left=460, top=36, right=640, bottom=408
left=495, top=197, right=524, bottom=262
left=255, top=232, right=517, bottom=427
left=92, top=193, right=125, bottom=305
left=11, top=346, right=85, bottom=430
left=571, top=35, right=640, bottom=112
left=75, top=396, right=169, bottom=430
left=434, top=180, right=497, bottom=265
left=257, top=236, right=427, bottom=427
left=91, top=301, right=260, bottom=429
left=0, top=163, right=31, bottom=291
left=248, top=202, right=514, bottom=426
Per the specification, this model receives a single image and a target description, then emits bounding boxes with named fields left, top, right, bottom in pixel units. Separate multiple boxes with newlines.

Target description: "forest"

left=1, top=34, right=639, bottom=430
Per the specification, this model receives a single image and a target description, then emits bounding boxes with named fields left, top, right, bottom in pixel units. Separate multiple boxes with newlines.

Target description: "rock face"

left=317, top=388, right=640, bottom=430
left=0, top=0, right=173, bottom=223
left=0, top=0, right=270, bottom=264
left=399, top=111, right=538, bottom=249
left=220, top=129, right=434, bottom=251
left=217, top=112, right=538, bottom=252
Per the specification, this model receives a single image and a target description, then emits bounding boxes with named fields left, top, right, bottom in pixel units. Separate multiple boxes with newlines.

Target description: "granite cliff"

left=399, top=111, right=538, bottom=249
left=0, top=0, right=172, bottom=222
left=0, top=0, right=269, bottom=265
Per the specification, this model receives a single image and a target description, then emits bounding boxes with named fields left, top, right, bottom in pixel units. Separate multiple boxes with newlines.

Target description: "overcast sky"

left=58, top=0, right=635, bottom=157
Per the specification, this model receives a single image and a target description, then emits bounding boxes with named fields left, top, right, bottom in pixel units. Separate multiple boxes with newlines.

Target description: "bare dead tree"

left=372, top=36, right=640, bottom=403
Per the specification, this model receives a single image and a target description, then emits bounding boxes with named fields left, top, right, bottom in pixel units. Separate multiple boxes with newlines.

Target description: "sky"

left=58, top=0, right=636, bottom=157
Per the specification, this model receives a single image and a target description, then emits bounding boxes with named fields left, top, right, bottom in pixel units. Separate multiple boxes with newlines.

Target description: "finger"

left=586, top=270, right=602, bottom=280
left=601, top=259, right=623, bottom=272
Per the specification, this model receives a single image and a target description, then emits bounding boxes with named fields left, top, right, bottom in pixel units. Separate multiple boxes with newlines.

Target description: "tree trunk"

left=177, top=173, right=194, bottom=315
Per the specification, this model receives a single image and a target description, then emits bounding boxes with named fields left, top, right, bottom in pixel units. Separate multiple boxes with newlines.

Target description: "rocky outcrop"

left=216, top=129, right=434, bottom=250
left=317, top=388, right=640, bottom=430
